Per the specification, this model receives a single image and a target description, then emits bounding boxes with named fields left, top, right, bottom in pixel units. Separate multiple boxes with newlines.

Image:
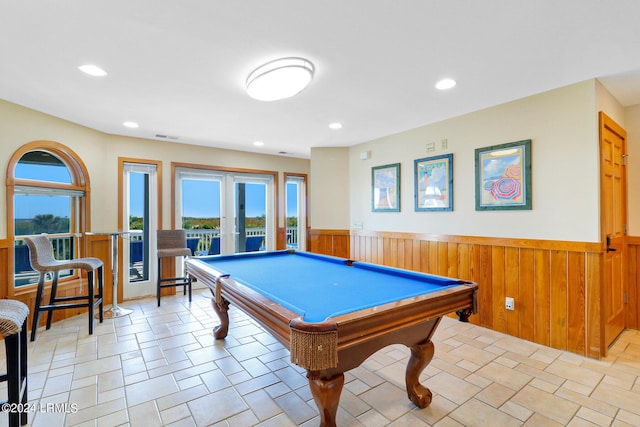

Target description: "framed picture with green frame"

left=372, top=163, right=401, bottom=212
left=474, top=139, right=532, bottom=210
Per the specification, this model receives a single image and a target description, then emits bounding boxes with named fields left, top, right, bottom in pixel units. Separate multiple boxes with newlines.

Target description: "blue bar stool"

left=0, top=299, right=29, bottom=426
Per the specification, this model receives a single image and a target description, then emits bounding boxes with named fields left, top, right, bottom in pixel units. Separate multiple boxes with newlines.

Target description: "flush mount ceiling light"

left=78, top=64, right=108, bottom=77
left=246, top=57, right=314, bottom=101
left=123, top=121, right=139, bottom=128
left=329, top=122, right=343, bottom=130
left=435, top=78, right=456, bottom=90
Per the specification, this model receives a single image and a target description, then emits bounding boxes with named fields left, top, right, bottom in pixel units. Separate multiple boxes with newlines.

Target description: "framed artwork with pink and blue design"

left=474, top=139, right=531, bottom=210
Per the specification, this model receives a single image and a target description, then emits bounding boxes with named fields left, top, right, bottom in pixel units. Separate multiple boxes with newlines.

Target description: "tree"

left=32, top=214, right=69, bottom=234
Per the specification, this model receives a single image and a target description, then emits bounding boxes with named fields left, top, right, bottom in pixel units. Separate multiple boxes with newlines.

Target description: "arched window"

left=6, top=141, right=91, bottom=290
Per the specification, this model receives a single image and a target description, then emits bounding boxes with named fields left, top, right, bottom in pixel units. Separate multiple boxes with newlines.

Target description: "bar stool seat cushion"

left=0, top=300, right=29, bottom=338
left=158, top=248, right=191, bottom=258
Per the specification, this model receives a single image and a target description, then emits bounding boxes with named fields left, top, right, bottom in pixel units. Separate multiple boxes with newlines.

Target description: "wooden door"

left=600, top=112, right=628, bottom=349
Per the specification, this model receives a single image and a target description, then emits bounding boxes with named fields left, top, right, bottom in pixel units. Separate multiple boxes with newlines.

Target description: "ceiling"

left=1, top=1, right=640, bottom=159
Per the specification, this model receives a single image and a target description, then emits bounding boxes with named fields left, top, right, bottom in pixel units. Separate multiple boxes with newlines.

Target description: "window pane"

left=286, top=182, right=299, bottom=247
left=181, top=179, right=221, bottom=255
left=14, top=195, right=71, bottom=235
left=128, top=171, right=149, bottom=282
left=15, top=151, right=72, bottom=184
left=235, top=182, right=266, bottom=253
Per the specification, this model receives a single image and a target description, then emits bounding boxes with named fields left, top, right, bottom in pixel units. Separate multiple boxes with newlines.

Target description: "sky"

left=15, top=163, right=299, bottom=219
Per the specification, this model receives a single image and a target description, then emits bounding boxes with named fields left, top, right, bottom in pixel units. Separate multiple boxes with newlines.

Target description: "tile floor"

left=1, top=291, right=640, bottom=427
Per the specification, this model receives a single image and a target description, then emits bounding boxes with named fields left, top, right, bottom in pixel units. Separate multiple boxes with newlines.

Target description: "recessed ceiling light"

left=123, top=121, right=139, bottom=128
left=435, top=78, right=456, bottom=90
left=253, top=141, right=264, bottom=146
left=329, top=122, right=343, bottom=130
left=78, top=64, right=108, bottom=77
left=246, top=57, right=314, bottom=101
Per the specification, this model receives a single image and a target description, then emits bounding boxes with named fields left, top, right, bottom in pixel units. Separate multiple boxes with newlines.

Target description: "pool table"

left=186, top=250, right=477, bottom=427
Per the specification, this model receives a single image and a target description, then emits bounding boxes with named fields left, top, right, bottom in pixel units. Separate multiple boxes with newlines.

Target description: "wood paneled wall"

left=627, top=236, right=640, bottom=330
left=309, top=228, right=640, bottom=359
left=309, top=229, right=350, bottom=258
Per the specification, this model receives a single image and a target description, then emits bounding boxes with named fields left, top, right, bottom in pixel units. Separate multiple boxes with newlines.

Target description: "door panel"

left=123, top=162, right=158, bottom=299
left=600, top=112, right=627, bottom=349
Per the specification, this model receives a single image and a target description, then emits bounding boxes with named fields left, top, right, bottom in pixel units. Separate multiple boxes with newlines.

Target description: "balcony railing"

left=14, top=235, right=74, bottom=286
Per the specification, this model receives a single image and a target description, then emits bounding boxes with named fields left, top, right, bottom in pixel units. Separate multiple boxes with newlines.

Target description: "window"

left=7, top=143, right=90, bottom=289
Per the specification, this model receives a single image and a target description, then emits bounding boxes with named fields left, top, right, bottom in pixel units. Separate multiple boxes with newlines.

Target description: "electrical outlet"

left=505, top=297, right=515, bottom=311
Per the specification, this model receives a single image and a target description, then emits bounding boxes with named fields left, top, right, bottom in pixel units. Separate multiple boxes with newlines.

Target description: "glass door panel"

left=181, top=178, right=222, bottom=255
left=285, top=176, right=306, bottom=250
left=128, top=172, right=149, bottom=282
left=234, top=182, right=267, bottom=253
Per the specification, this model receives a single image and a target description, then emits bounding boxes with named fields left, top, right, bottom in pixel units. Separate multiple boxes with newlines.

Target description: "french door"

left=176, top=167, right=274, bottom=255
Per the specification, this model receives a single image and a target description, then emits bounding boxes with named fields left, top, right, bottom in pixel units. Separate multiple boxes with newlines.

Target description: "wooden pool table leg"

left=405, top=339, right=434, bottom=408
left=307, top=371, right=344, bottom=427
left=210, top=294, right=230, bottom=339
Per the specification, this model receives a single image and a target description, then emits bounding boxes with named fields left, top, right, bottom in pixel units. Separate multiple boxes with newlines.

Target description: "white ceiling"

left=1, top=1, right=640, bottom=158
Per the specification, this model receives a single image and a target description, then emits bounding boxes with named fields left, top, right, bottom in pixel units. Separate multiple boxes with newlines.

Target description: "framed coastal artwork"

left=414, top=153, right=453, bottom=211
left=372, top=163, right=400, bottom=212
left=475, top=139, right=531, bottom=210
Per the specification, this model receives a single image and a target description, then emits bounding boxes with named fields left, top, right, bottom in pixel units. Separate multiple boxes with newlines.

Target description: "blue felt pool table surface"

left=194, top=250, right=466, bottom=322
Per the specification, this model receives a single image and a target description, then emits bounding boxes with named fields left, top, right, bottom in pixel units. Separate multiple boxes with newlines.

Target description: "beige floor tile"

left=476, top=361, right=533, bottom=390
left=591, top=381, right=640, bottom=415
left=449, top=399, right=521, bottom=427
left=511, top=385, right=579, bottom=424
left=425, top=371, right=481, bottom=405
left=574, top=406, right=613, bottom=426
left=3, top=293, right=639, bottom=427
left=124, top=374, right=180, bottom=406
left=359, top=382, right=413, bottom=421
left=128, top=400, right=163, bottom=426
left=545, top=359, right=604, bottom=387
left=474, top=382, right=516, bottom=408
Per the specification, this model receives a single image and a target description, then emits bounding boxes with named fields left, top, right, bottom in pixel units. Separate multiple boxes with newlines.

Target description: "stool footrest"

left=46, top=294, right=102, bottom=303
left=160, top=277, right=190, bottom=283
left=39, top=299, right=103, bottom=311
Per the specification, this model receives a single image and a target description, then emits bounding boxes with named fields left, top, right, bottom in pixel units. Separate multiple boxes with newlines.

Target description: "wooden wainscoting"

left=627, top=236, right=640, bottom=330
left=309, top=229, right=350, bottom=258
left=309, top=228, right=617, bottom=359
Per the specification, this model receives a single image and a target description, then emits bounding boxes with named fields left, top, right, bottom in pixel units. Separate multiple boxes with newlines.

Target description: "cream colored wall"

left=348, top=80, right=602, bottom=242
left=309, top=147, right=350, bottom=229
left=596, top=80, right=626, bottom=126
left=625, top=104, right=640, bottom=235
left=0, top=99, right=310, bottom=238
